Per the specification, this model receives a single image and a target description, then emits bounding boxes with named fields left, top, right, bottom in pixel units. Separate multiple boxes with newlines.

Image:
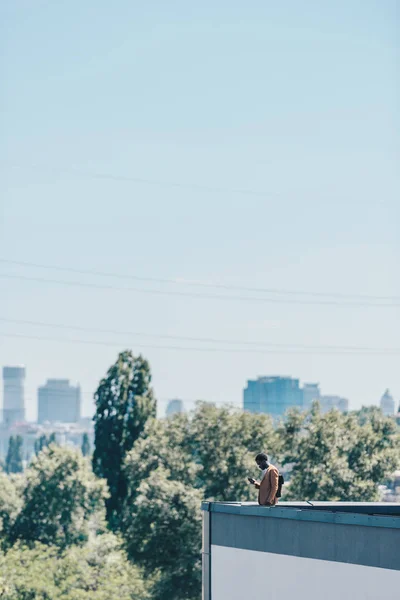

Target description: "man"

left=250, top=452, right=279, bottom=506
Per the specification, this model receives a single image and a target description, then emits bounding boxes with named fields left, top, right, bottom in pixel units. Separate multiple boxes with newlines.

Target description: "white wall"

left=211, top=545, right=400, bottom=600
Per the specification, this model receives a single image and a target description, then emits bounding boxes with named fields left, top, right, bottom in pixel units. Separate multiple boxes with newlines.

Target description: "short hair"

left=255, top=452, right=268, bottom=463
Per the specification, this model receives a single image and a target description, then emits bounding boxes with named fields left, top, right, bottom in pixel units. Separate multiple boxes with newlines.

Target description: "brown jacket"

left=256, top=464, right=279, bottom=506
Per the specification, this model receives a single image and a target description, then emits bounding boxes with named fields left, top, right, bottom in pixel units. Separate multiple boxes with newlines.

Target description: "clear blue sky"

left=1, top=1, right=399, bottom=419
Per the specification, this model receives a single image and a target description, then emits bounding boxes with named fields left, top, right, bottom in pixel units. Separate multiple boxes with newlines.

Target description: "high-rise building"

left=38, top=379, right=81, bottom=424
left=320, top=395, right=349, bottom=413
left=166, top=398, right=184, bottom=417
left=243, top=376, right=304, bottom=418
left=2, top=366, right=26, bottom=426
left=380, top=389, right=395, bottom=416
left=302, top=383, right=321, bottom=410
left=243, top=376, right=349, bottom=418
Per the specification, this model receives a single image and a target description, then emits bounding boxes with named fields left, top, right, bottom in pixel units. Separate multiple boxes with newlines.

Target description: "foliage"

left=12, top=445, right=108, bottom=548
left=190, top=402, right=276, bottom=500
left=92, top=351, right=156, bottom=524
left=0, top=473, right=22, bottom=550
left=5, top=435, right=23, bottom=474
left=124, top=404, right=275, bottom=506
left=81, top=432, right=91, bottom=457
left=123, top=415, right=200, bottom=506
left=34, top=433, right=57, bottom=456
left=0, top=534, right=150, bottom=600
left=121, top=404, right=275, bottom=599
left=122, top=469, right=202, bottom=600
left=278, top=403, right=400, bottom=501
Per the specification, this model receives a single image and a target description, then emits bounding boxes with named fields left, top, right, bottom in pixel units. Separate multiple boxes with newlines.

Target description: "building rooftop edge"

left=201, top=501, right=400, bottom=529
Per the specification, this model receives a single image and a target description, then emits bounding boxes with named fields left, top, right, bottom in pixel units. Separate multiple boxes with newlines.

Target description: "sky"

left=1, top=1, right=399, bottom=420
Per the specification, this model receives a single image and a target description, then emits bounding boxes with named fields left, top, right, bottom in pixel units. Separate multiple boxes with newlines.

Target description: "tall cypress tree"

left=81, top=432, right=91, bottom=457
left=5, top=436, right=15, bottom=474
left=6, top=435, right=24, bottom=474
left=34, top=433, right=57, bottom=456
left=92, top=351, right=156, bottom=525
left=13, top=435, right=24, bottom=473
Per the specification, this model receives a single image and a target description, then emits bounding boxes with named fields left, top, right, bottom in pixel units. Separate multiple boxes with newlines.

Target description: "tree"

left=278, top=404, right=400, bottom=501
left=0, top=474, right=22, bottom=550
left=353, top=405, right=383, bottom=426
left=5, top=436, right=23, bottom=474
left=12, top=445, right=108, bottom=548
left=34, top=433, right=57, bottom=456
left=123, top=404, right=276, bottom=508
left=34, top=435, right=45, bottom=456
left=123, top=415, right=200, bottom=508
left=92, top=351, right=156, bottom=523
left=0, top=534, right=150, bottom=600
left=5, top=438, right=15, bottom=474
left=122, top=469, right=202, bottom=600
left=121, top=405, right=275, bottom=599
left=81, top=432, right=91, bottom=457
left=190, top=402, right=276, bottom=501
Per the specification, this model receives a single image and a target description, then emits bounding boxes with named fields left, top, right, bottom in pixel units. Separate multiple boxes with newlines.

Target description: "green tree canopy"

left=121, top=403, right=276, bottom=600
left=190, top=402, right=276, bottom=500
left=92, top=351, right=156, bottom=524
left=122, top=469, right=202, bottom=600
left=0, top=534, right=150, bottom=600
left=277, top=404, right=400, bottom=501
left=34, top=433, right=57, bottom=456
left=0, top=473, right=22, bottom=550
left=123, top=403, right=276, bottom=508
left=123, top=415, right=200, bottom=507
left=12, top=445, right=108, bottom=548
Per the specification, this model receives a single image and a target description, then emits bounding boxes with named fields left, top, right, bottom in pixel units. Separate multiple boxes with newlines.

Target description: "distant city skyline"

left=1, top=362, right=397, bottom=424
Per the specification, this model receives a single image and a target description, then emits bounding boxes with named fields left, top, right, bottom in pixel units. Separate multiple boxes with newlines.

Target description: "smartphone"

left=248, top=477, right=255, bottom=484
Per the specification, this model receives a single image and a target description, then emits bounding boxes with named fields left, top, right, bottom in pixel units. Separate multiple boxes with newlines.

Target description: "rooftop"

left=202, top=501, right=400, bottom=529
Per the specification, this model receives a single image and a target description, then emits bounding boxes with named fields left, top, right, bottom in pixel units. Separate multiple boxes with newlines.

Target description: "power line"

left=0, top=317, right=398, bottom=354
left=1, top=331, right=399, bottom=355
left=1, top=258, right=398, bottom=302
left=1, top=272, right=399, bottom=308
left=3, top=163, right=281, bottom=199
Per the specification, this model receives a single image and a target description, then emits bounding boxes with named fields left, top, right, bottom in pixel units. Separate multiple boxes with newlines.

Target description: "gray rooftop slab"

left=201, top=501, right=400, bottom=529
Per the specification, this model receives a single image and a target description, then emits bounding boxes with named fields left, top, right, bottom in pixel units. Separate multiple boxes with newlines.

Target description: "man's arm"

left=254, top=481, right=260, bottom=490
left=267, top=468, right=279, bottom=503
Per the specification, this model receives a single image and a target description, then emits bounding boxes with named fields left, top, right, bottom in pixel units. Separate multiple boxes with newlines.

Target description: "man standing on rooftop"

left=251, top=452, right=280, bottom=506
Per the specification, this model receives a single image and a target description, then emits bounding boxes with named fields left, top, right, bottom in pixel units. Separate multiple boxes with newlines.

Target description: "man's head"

left=255, top=452, right=269, bottom=470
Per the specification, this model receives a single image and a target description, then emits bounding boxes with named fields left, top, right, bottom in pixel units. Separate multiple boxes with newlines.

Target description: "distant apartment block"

left=38, top=379, right=81, bottom=424
left=0, top=420, right=94, bottom=461
left=2, top=366, right=26, bottom=426
left=243, top=376, right=349, bottom=418
left=380, top=389, right=395, bottom=416
left=320, top=395, right=349, bottom=413
left=166, top=398, right=184, bottom=417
